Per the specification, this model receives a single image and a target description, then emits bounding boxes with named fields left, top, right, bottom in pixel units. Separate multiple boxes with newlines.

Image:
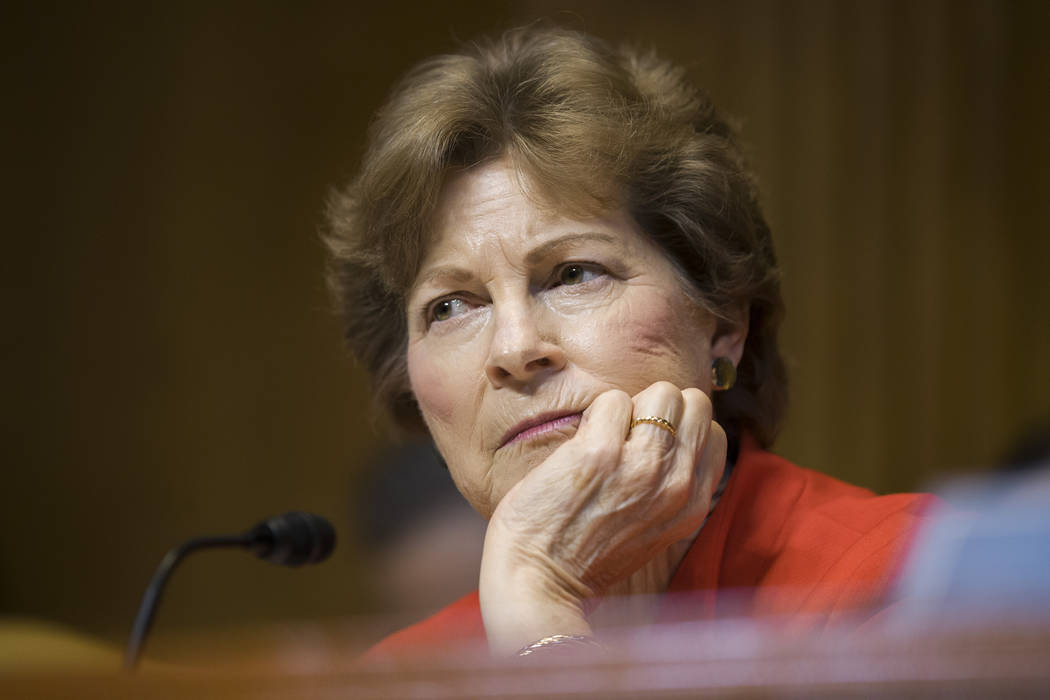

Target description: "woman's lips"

left=500, top=412, right=583, bottom=448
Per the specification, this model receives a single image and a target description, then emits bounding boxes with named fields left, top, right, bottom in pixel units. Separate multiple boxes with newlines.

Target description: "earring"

left=711, top=357, right=736, bottom=391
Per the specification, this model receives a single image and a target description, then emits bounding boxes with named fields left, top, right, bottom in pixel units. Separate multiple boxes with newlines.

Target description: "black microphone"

left=124, top=511, right=336, bottom=670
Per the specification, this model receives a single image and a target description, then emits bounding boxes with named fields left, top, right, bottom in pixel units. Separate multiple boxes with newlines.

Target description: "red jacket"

left=368, top=437, right=933, bottom=657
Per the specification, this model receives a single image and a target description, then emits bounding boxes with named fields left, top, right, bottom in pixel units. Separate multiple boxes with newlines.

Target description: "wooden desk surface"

left=4, top=616, right=1049, bottom=698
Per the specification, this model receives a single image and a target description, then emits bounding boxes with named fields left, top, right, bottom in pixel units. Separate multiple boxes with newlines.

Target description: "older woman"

left=327, top=26, right=930, bottom=658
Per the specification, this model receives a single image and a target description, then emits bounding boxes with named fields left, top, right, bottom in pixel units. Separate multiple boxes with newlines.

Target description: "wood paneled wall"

left=4, top=1, right=1047, bottom=640
left=534, top=0, right=1050, bottom=491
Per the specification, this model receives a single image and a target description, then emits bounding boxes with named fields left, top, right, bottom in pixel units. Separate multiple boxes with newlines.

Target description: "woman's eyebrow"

left=413, top=232, right=618, bottom=293
left=413, top=265, right=473, bottom=292
left=524, top=232, right=617, bottom=265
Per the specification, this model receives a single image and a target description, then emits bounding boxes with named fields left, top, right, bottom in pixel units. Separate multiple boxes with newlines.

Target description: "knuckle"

left=708, top=421, right=728, bottom=454
left=686, top=387, right=713, bottom=416
left=682, top=387, right=706, bottom=405
left=592, top=388, right=631, bottom=412
left=635, top=380, right=675, bottom=402
left=648, top=380, right=681, bottom=398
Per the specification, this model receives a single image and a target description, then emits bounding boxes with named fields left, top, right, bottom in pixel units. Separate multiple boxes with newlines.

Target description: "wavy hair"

left=326, top=25, right=787, bottom=448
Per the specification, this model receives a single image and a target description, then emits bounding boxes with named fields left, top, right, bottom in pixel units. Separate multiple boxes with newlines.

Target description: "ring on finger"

left=630, top=415, right=677, bottom=438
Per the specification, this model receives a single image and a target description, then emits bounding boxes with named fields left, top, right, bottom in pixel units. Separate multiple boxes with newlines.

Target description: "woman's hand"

left=479, top=381, right=727, bottom=655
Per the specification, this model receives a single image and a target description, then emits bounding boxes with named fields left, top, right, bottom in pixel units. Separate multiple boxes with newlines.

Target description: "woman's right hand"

left=478, top=381, right=727, bottom=655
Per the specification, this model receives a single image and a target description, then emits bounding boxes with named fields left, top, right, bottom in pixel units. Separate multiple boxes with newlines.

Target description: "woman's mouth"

left=500, top=412, right=583, bottom=448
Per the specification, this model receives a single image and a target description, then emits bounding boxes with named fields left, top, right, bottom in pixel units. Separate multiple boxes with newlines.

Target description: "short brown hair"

left=326, top=25, right=787, bottom=448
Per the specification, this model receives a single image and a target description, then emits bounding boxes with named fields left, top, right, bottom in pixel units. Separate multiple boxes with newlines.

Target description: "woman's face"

left=406, top=159, right=745, bottom=518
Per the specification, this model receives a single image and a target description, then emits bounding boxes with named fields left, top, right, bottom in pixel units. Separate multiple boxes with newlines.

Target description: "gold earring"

left=711, top=357, right=736, bottom=391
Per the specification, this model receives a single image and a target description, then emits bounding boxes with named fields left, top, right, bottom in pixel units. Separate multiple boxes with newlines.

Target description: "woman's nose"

left=485, top=304, right=566, bottom=388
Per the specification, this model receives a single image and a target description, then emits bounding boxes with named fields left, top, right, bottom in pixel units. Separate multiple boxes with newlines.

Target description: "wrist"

left=516, top=633, right=607, bottom=659
left=479, top=521, right=594, bottom=656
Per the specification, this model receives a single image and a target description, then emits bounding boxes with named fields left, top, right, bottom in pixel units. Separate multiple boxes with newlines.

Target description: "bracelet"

left=516, top=634, right=606, bottom=657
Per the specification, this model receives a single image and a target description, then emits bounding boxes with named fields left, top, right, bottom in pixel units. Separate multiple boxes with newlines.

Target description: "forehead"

left=421, top=159, right=626, bottom=266
left=441, top=158, right=526, bottom=208
left=429, top=160, right=553, bottom=250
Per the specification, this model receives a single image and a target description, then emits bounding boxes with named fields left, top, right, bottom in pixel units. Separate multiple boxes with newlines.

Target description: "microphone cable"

left=124, top=511, right=336, bottom=670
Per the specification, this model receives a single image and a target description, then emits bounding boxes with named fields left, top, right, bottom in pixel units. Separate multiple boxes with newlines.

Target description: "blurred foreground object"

left=3, top=614, right=1048, bottom=698
left=890, top=464, right=1050, bottom=628
left=0, top=619, right=120, bottom=673
left=5, top=469, right=1049, bottom=696
left=353, top=442, right=486, bottom=620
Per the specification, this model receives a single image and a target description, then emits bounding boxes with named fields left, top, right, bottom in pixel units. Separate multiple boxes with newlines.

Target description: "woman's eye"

left=556, top=263, right=603, bottom=286
left=430, top=297, right=471, bottom=323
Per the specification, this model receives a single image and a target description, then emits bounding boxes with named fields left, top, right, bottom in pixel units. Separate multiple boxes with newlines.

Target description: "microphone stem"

left=124, top=534, right=250, bottom=670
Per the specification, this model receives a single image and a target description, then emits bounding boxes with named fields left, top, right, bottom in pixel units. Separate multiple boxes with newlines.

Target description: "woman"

left=326, top=26, right=930, bottom=658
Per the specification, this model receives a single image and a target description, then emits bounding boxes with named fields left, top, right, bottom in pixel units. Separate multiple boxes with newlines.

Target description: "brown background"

left=3, top=0, right=1048, bottom=645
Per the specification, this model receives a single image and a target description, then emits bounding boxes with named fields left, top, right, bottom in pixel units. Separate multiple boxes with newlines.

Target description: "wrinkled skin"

left=405, top=158, right=746, bottom=654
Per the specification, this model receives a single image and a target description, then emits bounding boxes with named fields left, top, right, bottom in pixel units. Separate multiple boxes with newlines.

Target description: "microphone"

left=124, top=511, right=336, bottom=670
left=249, top=511, right=337, bottom=566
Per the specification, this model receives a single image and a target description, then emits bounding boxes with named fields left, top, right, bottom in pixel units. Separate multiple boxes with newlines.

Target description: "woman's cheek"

left=407, top=346, right=459, bottom=427
left=574, top=293, right=710, bottom=391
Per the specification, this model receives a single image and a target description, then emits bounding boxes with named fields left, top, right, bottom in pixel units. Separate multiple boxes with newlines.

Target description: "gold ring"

left=630, top=415, right=677, bottom=437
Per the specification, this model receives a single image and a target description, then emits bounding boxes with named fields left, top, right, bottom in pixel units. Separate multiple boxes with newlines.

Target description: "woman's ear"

left=710, top=304, right=749, bottom=367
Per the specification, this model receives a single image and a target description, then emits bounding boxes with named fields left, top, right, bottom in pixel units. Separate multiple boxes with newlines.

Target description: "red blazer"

left=367, top=437, right=933, bottom=658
